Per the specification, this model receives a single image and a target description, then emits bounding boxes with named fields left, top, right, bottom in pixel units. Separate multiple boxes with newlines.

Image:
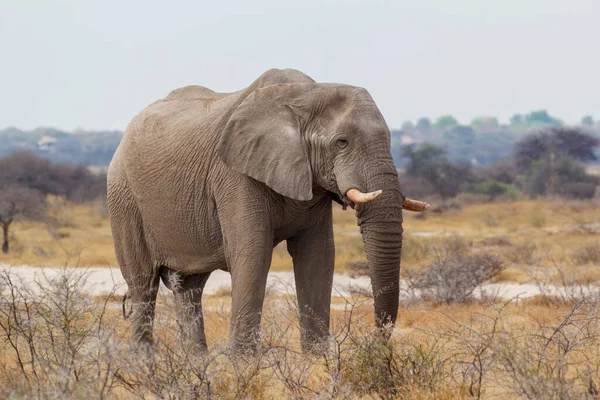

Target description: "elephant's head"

left=218, top=82, right=428, bottom=333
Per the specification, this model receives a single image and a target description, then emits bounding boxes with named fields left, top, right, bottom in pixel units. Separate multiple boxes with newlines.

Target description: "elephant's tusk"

left=345, top=189, right=430, bottom=211
left=346, top=188, right=383, bottom=203
left=403, top=198, right=430, bottom=212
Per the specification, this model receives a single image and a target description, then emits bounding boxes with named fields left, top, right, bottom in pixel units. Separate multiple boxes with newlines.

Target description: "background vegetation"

left=2, top=110, right=598, bottom=168
left=393, top=110, right=600, bottom=167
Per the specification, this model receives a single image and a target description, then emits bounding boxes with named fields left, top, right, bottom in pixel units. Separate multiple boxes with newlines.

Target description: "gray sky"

left=1, top=0, right=598, bottom=131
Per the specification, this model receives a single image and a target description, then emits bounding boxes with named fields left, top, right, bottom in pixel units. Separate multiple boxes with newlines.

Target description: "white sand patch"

left=2, top=264, right=595, bottom=301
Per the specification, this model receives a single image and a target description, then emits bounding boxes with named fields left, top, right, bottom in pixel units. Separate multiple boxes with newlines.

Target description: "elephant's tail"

left=122, top=289, right=132, bottom=320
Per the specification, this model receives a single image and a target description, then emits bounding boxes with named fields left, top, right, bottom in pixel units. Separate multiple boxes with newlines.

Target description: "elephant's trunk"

left=354, top=159, right=403, bottom=333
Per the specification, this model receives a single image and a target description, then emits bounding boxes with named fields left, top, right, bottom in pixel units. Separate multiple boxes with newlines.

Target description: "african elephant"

left=107, top=68, right=428, bottom=353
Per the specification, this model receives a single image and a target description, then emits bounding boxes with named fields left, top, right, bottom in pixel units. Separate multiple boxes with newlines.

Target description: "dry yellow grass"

left=2, top=278, right=599, bottom=399
left=2, top=198, right=600, bottom=284
left=0, top=198, right=117, bottom=268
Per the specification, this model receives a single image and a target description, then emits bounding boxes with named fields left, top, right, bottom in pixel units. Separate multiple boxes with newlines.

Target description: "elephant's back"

left=164, top=85, right=229, bottom=102
left=118, top=92, right=237, bottom=194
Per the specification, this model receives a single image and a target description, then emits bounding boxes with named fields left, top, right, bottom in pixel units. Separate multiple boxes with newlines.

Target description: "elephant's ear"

left=217, top=84, right=314, bottom=201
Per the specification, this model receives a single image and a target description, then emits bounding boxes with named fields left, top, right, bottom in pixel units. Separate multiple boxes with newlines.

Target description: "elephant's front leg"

left=287, top=207, right=335, bottom=352
left=226, top=233, right=273, bottom=354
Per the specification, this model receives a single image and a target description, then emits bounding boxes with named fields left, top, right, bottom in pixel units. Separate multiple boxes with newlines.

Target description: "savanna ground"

left=1, top=197, right=600, bottom=398
left=3, top=196, right=600, bottom=283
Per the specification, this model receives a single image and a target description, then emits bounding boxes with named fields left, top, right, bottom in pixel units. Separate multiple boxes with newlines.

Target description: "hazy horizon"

left=2, top=0, right=599, bottom=131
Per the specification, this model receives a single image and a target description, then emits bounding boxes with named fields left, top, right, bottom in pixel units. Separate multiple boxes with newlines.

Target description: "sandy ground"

left=2, top=264, right=594, bottom=303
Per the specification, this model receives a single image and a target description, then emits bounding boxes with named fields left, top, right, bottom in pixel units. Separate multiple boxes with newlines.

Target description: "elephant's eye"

left=337, top=135, right=349, bottom=149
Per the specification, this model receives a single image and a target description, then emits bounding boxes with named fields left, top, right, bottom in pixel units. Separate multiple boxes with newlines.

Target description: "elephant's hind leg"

left=128, top=270, right=160, bottom=349
left=161, top=268, right=211, bottom=350
left=108, top=183, right=160, bottom=349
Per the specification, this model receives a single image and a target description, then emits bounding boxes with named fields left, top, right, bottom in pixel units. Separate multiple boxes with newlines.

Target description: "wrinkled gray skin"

left=108, top=69, right=403, bottom=353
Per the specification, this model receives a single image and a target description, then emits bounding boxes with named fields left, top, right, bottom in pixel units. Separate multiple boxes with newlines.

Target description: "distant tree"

left=400, top=121, right=415, bottom=133
left=510, top=111, right=562, bottom=128
left=0, top=152, right=106, bottom=202
left=526, top=110, right=553, bottom=125
left=523, top=156, right=597, bottom=198
left=434, top=115, right=459, bottom=130
left=482, top=160, right=519, bottom=184
left=581, top=115, right=594, bottom=127
left=0, top=186, right=46, bottom=253
left=515, top=127, right=599, bottom=169
left=468, top=131, right=518, bottom=166
left=525, top=110, right=562, bottom=127
left=471, top=116, right=499, bottom=130
left=510, top=114, right=525, bottom=127
left=515, top=128, right=599, bottom=197
left=403, top=144, right=446, bottom=175
left=402, top=144, right=471, bottom=199
left=0, top=152, right=64, bottom=195
left=444, top=125, right=476, bottom=143
left=416, top=117, right=432, bottom=132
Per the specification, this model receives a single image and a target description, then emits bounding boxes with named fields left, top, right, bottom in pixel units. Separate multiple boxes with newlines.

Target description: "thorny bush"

left=412, top=252, right=505, bottom=305
left=1, top=268, right=600, bottom=399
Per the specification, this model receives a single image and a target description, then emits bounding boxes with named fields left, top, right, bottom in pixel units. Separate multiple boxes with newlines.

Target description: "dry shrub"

left=484, top=214, right=499, bottom=227
left=346, top=284, right=373, bottom=298
left=339, top=330, right=447, bottom=398
left=481, top=236, right=513, bottom=247
left=430, top=200, right=462, bottom=214
left=492, top=193, right=521, bottom=203
left=413, top=253, right=504, bottom=304
left=0, top=269, right=122, bottom=398
left=503, top=242, right=540, bottom=266
left=560, top=182, right=598, bottom=199
left=497, top=300, right=600, bottom=399
left=526, top=261, right=600, bottom=307
left=213, top=285, right=233, bottom=297
left=493, top=268, right=529, bottom=284
left=530, top=213, right=546, bottom=229
left=323, top=300, right=451, bottom=398
left=401, top=235, right=431, bottom=262
left=0, top=268, right=284, bottom=399
left=570, top=222, right=600, bottom=234
left=570, top=201, right=597, bottom=213
left=91, top=199, right=109, bottom=219
left=55, top=229, right=71, bottom=239
left=0, top=268, right=453, bottom=399
left=440, top=299, right=600, bottom=399
left=346, top=261, right=369, bottom=278
left=33, top=246, right=55, bottom=258
left=454, top=192, right=489, bottom=205
left=436, top=234, right=471, bottom=258
left=2, top=268, right=600, bottom=399
left=572, top=241, right=600, bottom=265
left=45, top=196, right=77, bottom=229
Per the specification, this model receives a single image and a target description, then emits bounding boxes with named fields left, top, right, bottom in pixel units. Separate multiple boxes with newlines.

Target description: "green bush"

left=474, top=180, right=519, bottom=201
